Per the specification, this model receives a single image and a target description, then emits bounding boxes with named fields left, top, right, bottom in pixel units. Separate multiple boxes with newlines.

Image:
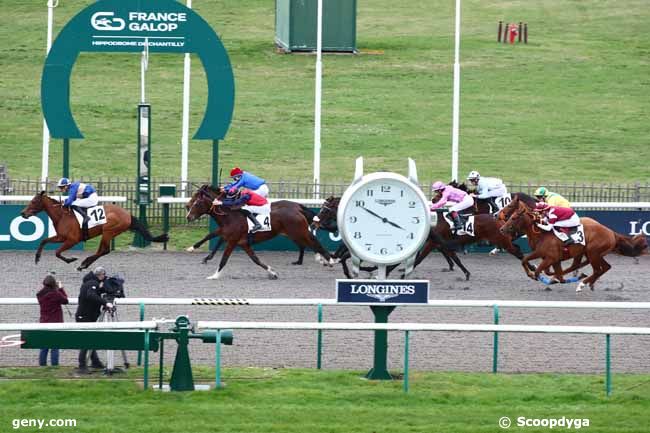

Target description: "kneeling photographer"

left=75, top=266, right=113, bottom=373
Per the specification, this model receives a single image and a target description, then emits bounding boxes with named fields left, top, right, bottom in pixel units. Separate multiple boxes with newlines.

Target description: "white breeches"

left=553, top=214, right=580, bottom=228
left=71, top=193, right=98, bottom=208
left=449, top=195, right=474, bottom=213
left=253, top=184, right=269, bottom=198
left=243, top=203, right=271, bottom=214
left=483, top=184, right=507, bottom=198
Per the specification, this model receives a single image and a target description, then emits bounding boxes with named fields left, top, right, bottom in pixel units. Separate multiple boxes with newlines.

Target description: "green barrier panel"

left=21, top=330, right=159, bottom=351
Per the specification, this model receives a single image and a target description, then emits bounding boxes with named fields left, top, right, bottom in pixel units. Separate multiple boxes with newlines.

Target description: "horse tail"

left=614, top=233, right=648, bottom=257
left=129, top=216, right=170, bottom=243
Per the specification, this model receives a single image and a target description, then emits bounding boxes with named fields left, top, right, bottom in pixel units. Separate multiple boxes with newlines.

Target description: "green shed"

left=275, top=0, right=357, bottom=53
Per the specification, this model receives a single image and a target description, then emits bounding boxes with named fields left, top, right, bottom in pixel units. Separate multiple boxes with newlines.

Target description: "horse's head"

left=312, top=196, right=340, bottom=231
left=449, top=180, right=469, bottom=192
left=186, top=184, right=223, bottom=222
left=497, top=196, right=520, bottom=222
left=500, top=200, right=537, bottom=237
left=20, top=191, right=48, bottom=218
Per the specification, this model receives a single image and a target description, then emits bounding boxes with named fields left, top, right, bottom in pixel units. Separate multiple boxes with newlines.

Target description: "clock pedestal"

left=365, top=305, right=396, bottom=380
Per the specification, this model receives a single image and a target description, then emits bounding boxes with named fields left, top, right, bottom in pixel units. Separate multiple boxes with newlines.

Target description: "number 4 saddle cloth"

left=247, top=212, right=272, bottom=233
left=72, top=205, right=107, bottom=229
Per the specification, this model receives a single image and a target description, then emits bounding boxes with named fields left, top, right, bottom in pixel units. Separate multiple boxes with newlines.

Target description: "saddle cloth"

left=73, top=205, right=107, bottom=229
left=493, top=193, right=512, bottom=212
left=247, top=212, right=272, bottom=233
left=442, top=213, right=475, bottom=237
left=552, top=224, right=585, bottom=246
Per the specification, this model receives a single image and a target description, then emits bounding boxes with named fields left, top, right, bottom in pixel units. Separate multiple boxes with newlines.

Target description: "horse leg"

left=206, top=242, right=237, bottom=280
left=521, top=251, right=542, bottom=279
left=187, top=230, right=220, bottom=252
left=577, top=253, right=611, bottom=292
left=35, top=235, right=63, bottom=264
left=77, top=235, right=112, bottom=271
left=203, top=238, right=224, bottom=265
left=240, top=243, right=279, bottom=279
left=292, top=245, right=305, bottom=265
left=447, top=251, right=471, bottom=280
left=533, top=257, right=557, bottom=282
left=54, top=240, right=79, bottom=264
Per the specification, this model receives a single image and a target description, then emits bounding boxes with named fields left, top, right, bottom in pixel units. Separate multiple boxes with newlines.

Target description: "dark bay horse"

left=186, top=185, right=333, bottom=280
left=20, top=192, right=169, bottom=270
left=500, top=200, right=648, bottom=291
left=312, top=196, right=469, bottom=279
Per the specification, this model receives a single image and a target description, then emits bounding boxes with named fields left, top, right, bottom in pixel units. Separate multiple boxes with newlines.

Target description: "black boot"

left=450, top=211, right=463, bottom=232
left=488, top=197, right=499, bottom=213
left=73, top=206, right=90, bottom=241
left=246, top=212, right=262, bottom=233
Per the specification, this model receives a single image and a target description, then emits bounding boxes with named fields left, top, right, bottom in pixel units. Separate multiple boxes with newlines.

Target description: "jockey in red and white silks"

left=535, top=202, right=580, bottom=231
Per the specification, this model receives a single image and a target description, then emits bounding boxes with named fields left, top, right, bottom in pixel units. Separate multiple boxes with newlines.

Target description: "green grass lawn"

left=1, top=367, right=649, bottom=432
left=1, top=1, right=649, bottom=184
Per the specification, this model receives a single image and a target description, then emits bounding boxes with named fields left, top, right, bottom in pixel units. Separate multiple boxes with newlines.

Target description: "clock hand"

left=361, top=206, right=405, bottom=230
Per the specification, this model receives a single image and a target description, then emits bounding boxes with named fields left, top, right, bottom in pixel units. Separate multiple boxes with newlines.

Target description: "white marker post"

left=451, top=0, right=461, bottom=182
left=180, top=0, right=192, bottom=197
left=41, top=0, right=59, bottom=190
left=312, top=0, right=323, bottom=198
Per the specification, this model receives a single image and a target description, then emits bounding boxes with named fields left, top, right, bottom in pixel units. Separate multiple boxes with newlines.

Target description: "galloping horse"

left=500, top=200, right=648, bottom=291
left=312, top=196, right=469, bottom=279
left=21, top=191, right=169, bottom=270
left=186, top=185, right=333, bottom=280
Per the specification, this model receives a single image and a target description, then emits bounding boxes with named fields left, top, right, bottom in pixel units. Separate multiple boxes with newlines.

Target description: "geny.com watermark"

left=499, top=416, right=590, bottom=429
left=11, top=419, right=77, bottom=430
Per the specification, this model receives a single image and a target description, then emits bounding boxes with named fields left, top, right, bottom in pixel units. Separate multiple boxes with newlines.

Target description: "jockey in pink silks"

left=430, top=181, right=475, bottom=231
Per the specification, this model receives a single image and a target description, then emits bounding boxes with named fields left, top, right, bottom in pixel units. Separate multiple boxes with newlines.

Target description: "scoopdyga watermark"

left=499, top=416, right=590, bottom=429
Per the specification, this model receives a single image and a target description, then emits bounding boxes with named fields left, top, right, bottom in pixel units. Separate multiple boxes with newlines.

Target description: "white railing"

left=0, top=321, right=158, bottom=331
left=0, top=195, right=127, bottom=203
left=158, top=196, right=650, bottom=209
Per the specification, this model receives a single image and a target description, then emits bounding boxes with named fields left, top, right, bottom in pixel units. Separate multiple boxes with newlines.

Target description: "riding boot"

left=73, top=206, right=90, bottom=241
left=246, top=212, right=262, bottom=233
left=488, top=197, right=498, bottom=214
left=450, top=211, right=463, bottom=232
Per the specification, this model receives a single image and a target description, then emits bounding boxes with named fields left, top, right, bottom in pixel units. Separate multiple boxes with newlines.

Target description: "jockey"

left=466, top=170, right=507, bottom=212
left=430, top=180, right=474, bottom=231
left=534, top=202, right=580, bottom=242
left=214, top=188, right=270, bottom=233
left=534, top=187, right=570, bottom=208
left=224, top=167, right=269, bottom=198
left=57, top=178, right=98, bottom=241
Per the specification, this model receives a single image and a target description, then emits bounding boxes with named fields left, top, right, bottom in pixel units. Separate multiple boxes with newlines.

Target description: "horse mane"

left=448, top=180, right=468, bottom=192
left=513, top=192, right=537, bottom=208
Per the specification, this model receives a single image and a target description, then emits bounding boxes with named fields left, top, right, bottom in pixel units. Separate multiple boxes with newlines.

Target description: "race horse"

left=185, top=185, right=333, bottom=279
left=20, top=191, right=169, bottom=271
left=500, top=199, right=648, bottom=291
left=312, top=196, right=470, bottom=279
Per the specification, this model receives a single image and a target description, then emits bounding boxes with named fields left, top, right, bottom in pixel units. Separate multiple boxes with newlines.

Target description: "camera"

left=100, top=275, right=126, bottom=302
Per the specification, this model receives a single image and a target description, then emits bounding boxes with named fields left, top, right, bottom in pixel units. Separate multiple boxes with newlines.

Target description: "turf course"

left=1, top=368, right=650, bottom=432
left=1, top=0, right=648, bottom=183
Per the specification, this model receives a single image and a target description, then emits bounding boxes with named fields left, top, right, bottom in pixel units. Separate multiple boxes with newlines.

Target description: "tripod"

left=96, top=302, right=130, bottom=375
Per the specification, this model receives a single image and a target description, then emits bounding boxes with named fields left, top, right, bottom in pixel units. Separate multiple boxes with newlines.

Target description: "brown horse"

left=500, top=200, right=648, bottom=291
left=20, top=191, right=169, bottom=270
left=186, top=185, right=333, bottom=280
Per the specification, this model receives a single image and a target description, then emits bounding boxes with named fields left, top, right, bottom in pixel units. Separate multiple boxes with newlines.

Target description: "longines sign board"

left=42, top=0, right=234, bottom=140
left=0, top=206, right=82, bottom=250
left=336, top=280, right=429, bottom=305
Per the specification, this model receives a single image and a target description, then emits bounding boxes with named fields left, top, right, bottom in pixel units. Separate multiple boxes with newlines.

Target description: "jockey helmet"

left=57, top=177, right=71, bottom=188
left=535, top=202, right=550, bottom=212
left=431, top=181, right=446, bottom=192
left=466, top=170, right=480, bottom=181
left=534, top=187, right=548, bottom=198
left=230, top=167, right=243, bottom=177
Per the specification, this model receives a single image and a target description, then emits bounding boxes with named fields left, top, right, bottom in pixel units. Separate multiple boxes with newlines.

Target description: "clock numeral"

left=396, top=244, right=404, bottom=251
left=365, top=243, right=372, bottom=251
left=412, top=216, right=420, bottom=224
left=355, top=200, right=365, bottom=207
left=408, top=201, right=416, bottom=208
left=380, top=248, right=388, bottom=255
left=349, top=216, right=357, bottom=223
left=381, top=185, right=391, bottom=193
left=353, top=231, right=362, bottom=239
left=366, top=189, right=374, bottom=197
left=407, top=232, right=415, bottom=240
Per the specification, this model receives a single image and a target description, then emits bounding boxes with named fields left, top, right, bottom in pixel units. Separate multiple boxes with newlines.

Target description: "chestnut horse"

left=20, top=191, right=169, bottom=270
left=500, top=200, right=648, bottom=291
left=186, top=185, right=333, bottom=280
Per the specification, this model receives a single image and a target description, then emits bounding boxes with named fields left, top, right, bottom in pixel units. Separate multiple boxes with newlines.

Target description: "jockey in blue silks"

left=57, top=178, right=98, bottom=241
left=224, top=167, right=269, bottom=198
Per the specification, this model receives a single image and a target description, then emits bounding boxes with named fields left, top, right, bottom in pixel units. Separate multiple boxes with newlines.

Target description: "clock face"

left=338, top=173, right=430, bottom=265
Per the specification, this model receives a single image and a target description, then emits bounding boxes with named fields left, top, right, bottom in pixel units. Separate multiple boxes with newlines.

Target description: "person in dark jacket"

left=75, top=266, right=112, bottom=372
left=36, top=275, right=69, bottom=366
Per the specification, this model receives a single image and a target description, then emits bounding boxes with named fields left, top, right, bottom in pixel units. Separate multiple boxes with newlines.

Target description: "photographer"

left=75, top=266, right=112, bottom=373
left=36, top=274, right=69, bottom=366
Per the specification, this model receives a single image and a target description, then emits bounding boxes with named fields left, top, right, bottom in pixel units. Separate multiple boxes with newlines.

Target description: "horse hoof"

left=291, top=261, right=302, bottom=265
left=576, top=281, right=587, bottom=292
left=206, top=271, right=220, bottom=280
left=35, top=256, right=40, bottom=264
left=186, top=246, right=195, bottom=252
left=441, top=268, right=453, bottom=273
left=488, top=248, right=499, bottom=256
left=268, top=269, right=279, bottom=280
left=465, top=274, right=471, bottom=281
